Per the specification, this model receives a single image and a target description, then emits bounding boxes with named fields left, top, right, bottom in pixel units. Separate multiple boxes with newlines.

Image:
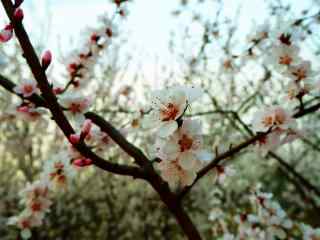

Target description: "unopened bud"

left=69, top=134, right=80, bottom=144
left=81, top=119, right=92, bottom=137
left=13, top=8, right=24, bottom=22
left=41, top=50, right=52, bottom=70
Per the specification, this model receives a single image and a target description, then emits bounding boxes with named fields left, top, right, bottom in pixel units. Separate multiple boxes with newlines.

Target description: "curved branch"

left=84, top=112, right=150, bottom=167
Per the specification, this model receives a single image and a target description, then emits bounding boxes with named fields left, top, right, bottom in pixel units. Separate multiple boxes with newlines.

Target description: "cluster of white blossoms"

left=142, top=86, right=214, bottom=188
left=251, top=105, right=300, bottom=155
left=248, top=20, right=320, bottom=155
left=8, top=0, right=129, bottom=126
left=6, top=2, right=129, bottom=236
left=8, top=181, right=51, bottom=239
left=7, top=120, right=123, bottom=238
left=265, top=25, right=319, bottom=102
left=210, top=186, right=320, bottom=240
left=57, top=1, right=129, bottom=94
left=8, top=152, right=78, bottom=239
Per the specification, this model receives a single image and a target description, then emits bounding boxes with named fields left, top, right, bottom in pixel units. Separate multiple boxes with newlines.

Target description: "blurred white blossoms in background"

left=19, top=181, right=52, bottom=218
left=210, top=185, right=320, bottom=239
left=142, top=86, right=203, bottom=138
left=15, top=104, right=44, bottom=121
left=268, top=44, right=301, bottom=72
left=251, top=188, right=294, bottom=239
left=300, top=223, right=320, bottom=240
left=214, top=165, right=236, bottom=185
left=13, top=79, right=39, bottom=97
left=8, top=180, right=51, bottom=239
left=8, top=212, right=41, bottom=239
left=42, top=156, right=75, bottom=190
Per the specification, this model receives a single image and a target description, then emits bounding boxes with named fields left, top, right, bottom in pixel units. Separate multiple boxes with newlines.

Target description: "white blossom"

left=13, top=79, right=38, bottom=98
left=143, top=86, right=203, bottom=138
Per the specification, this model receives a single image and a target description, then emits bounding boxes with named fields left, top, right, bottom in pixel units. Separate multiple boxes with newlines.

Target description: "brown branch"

left=269, top=152, right=320, bottom=197
left=84, top=112, right=150, bottom=167
left=145, top=166, right=202, bottom=240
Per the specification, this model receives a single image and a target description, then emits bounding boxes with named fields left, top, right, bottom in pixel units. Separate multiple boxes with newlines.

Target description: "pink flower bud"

left=73, top=158, right=92, bottom=167
left=16, top=105, right=29, bottom=113
left=73, top=158, right=85, bottom=167
left=13, top=8, right=24, bottom=22
left=81, top=119, right=92, bottom=137
left=53, top=87, right=63, bottom=95
left=4, top=24, right=13, bottom=31
left=41, top=50, right=52, bottom=70
left=69, top=134, right=80, bottom=144
left=0, top=24, right=13, bottom=43
left=14, top=0, right=24, bottom=8
left=84, top=158, right=92, bottom=165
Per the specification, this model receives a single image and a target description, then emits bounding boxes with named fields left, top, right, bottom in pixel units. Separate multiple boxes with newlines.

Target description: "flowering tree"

left=0, top=0, right=320, bottom=239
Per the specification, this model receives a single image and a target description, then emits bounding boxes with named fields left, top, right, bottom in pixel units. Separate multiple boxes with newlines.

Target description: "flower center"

left=23, top=84, right=34, bottom=94
left=258, top=135, right=267, bottom=145
left=279, top=55, right=292, bottom=65
left=178, top=134, right=193, bottom=152
left=101, top=134, right=110, bottom=144
left=292, top=68, right=307, bottom=80
left=274, top=114, right=285, bottom=125
left=69, top=103, right=82, bottom=113
left=21, top=219, right=31, bottom=229
left=106, top=28, right=113, bottom=37
left=223, top=60, right=232, bottom=69
left=31, top=202, right=42, bottom=212
left=262, top=116, right=273, bottom=127
left=161, top=103, right=179, bottom=121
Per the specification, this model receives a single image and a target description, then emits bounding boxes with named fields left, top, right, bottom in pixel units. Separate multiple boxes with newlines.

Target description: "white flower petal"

left=141, top=112, right=160, bottom=129
left=159, top=141, right=180, bottom=160
left=158, top=121, right=178, bottom=138
left=181, top=170, right=196, bottom=187
left=21, top=229, right=31, bottom=239
left=179, top=152, right=196, bottom=170
left=195, top=150, right=213, bottom=161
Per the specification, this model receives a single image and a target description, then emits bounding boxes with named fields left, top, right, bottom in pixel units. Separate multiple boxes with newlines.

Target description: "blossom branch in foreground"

left=0, top=1, right=202, bottom=238
left=0, top=0, right=144, bottom=178
left=0, top=73, right=202, bottom=240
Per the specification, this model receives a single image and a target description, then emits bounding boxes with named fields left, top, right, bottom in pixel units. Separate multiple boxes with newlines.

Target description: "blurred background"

left=0, top=0, right=320, bottom=239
